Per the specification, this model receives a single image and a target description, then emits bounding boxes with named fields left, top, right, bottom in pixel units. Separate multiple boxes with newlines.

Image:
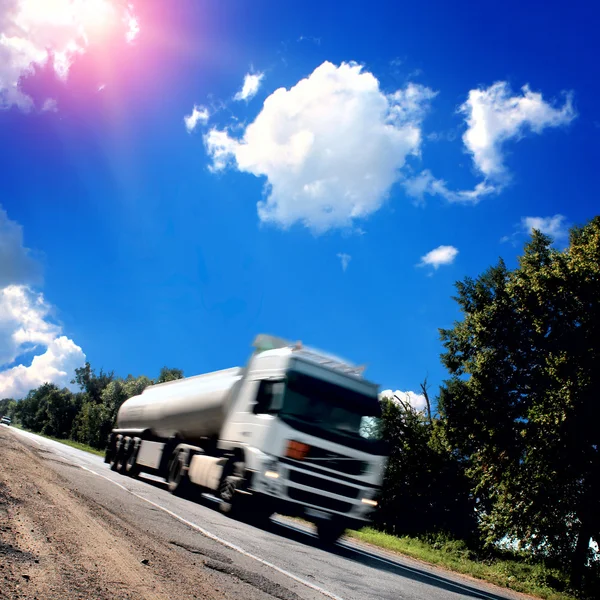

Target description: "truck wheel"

left=218, top=475, right=244, bottom=517
left=316, top=521, right=346, bottom=546
left=167, top=449, right=191, bottom=497
left=123, top=439, right=140, bottom=477
left=104, top=433, right=115, bottom=464
left=110, top=435, right=123, bottom=472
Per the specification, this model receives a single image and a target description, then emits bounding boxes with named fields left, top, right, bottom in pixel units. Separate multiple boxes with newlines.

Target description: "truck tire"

left=316, top=521, right=346, bottom=546
left=218, top=475, right=244, bottom=517
left=123, top=438, right=140, bottom=477
left=104, top=433, right=114, bottom=464
left=167, top=449, right=191, bottom=497
left=110, top=435, right=123, bottom=472
left=218, top=458, right=246, bottom=517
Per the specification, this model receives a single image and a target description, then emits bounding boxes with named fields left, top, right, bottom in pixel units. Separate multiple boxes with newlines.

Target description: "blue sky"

left=1, top=0, right=598, bottom=404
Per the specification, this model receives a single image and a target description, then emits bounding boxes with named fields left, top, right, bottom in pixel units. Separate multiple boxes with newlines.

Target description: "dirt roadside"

left=0, top=427, right=302, bottom=600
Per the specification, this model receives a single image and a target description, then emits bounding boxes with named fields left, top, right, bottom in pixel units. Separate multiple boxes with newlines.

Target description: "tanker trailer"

left=105, top=334, right=387, bottom=544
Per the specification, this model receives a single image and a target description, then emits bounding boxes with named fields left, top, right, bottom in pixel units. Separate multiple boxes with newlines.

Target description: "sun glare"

left=15, top=0, right=138, bottom=48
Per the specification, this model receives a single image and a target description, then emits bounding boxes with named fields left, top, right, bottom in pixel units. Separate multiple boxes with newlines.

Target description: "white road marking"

left=77, top=464, right=344, bottom=600
left=13, top=429, right=508, bottom=600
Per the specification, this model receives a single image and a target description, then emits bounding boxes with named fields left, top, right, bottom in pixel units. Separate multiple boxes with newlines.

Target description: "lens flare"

left=0, top=0, right=140, bottom=108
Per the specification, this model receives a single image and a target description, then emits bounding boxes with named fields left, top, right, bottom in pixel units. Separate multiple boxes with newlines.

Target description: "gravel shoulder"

left=0, top=427, right=307, bottom=600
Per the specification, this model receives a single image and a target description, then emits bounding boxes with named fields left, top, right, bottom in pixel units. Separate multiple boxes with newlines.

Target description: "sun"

left=14, top=0, right=139, bottom=47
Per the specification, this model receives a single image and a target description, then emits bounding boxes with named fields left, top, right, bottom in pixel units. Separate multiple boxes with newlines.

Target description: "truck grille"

left=287, top=488, right=353, bottom=513
left=304, top=447, right=367, bottom=475
left=288, top=470, right=360, bottom=499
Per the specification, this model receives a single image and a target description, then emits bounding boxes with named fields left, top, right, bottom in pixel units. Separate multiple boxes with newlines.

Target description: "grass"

left=346, top=528, right=577, bottom=600
left=11, top=424, right=105, bottom=457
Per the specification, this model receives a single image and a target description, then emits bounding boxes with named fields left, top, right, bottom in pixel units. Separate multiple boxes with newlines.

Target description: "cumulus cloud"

left=0, top=0, right=139, bottom=109
left=337, top=253, right=351, bottom=272
left=0, top=206, right=41, bottom=287
left=205, top=61, right=435, bottom=232
left=460, top=82, right=575, bottom=181
left=403, top=83, right=575, bottom=205
left=0, top=285, right=85, bottom=398
left=184, top=104, right=209, bottom=133
left=418, top=245, right=458, bottom=270
left=0, top=208, right=85, bottom=398
left=379, top=389, right=428, bottom=412
left=234, top=72, right=264, bottom=102
left=0, top=334, right=85, bottom=398
left=522, top=214, right=568, bottom=239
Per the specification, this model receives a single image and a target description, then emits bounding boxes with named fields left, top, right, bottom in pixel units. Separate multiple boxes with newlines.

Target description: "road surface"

left=1, top=425, right=525, bottom=600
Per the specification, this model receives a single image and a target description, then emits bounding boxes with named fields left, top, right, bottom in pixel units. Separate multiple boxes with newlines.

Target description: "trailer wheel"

left=167, top=449, right=191, bottom=497
left=110, top=435, right=123, bottom=471
left=104, top=433, right=115, bottom=464
left=316, top=520, right=346, bottom=546
left=115, top=436, right=131, bottom=473
left=123, top=438, right=141, bottom=477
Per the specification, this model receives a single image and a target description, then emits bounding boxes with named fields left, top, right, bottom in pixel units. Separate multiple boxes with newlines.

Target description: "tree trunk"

left=570, top=519, right=592, bottom=589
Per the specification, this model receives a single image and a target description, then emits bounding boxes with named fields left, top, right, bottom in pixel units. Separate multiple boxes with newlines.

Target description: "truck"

left=105, top=334, right=387, bottom=544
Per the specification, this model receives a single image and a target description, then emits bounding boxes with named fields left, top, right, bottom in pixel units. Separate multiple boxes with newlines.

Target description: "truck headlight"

left=264, top=470, right=279, bottom=479
left=361, top=498, right=378, bottom=507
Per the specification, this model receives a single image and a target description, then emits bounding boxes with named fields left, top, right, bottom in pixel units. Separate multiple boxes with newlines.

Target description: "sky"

left=1, top=0, right=599, bottom=408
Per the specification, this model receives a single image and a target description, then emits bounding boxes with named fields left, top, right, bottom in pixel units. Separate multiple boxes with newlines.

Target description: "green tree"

left=71, top=362, right=114, bottom=403
left=15, top=383, right=58, bottom=432
left=72, top=374, right=151, bottom=448
left=155, top=366, right=184, bottom=384
left=0, top=398, right=17, bottom=419
left=439, top=217, right=600, bottom=589
left=376, top=389, right=475, bottom=541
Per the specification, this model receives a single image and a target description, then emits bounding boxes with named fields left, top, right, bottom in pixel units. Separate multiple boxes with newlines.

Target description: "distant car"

left=1, top=416, right=11, bottom=425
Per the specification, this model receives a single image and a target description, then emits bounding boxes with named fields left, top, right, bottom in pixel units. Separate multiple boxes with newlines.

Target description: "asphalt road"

left=4, top=426, right=524, bottom=600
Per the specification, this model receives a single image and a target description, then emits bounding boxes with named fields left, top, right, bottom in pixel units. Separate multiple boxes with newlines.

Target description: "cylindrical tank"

left=116, top=367, right=243, bottom=441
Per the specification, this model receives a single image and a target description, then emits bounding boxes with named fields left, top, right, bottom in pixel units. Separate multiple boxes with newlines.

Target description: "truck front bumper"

left=248, top=456, right=379, bottom=525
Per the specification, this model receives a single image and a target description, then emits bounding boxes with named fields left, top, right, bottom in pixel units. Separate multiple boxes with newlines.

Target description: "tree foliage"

left=375, top=390, right=476, bottom=541
left=155, top=366, right=184, bottom=384
left=439, top=217, right=600, bottom=587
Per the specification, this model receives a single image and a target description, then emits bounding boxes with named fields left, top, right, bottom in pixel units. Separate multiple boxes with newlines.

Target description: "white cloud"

left=379, top=389, right=428, bottom=412
left=0, top=285, right=85, bottom=398
left=522, top=214, right=568, bottom=239
left=0, top=335, right=85, bottom=398
left=460, top=82, right=575, bottom=181
left=205, top=61, right=436, bottom=232
left=234, top=72, right=264, bottom=102
left=0, top=0, right=139, bottom=110
left=403, top=83, right=575, bottom=205
left=0, top=208, right=85, bottom=398
left=502, top=214, right=569, bottom=245
left=337, top=253, right=351, bottom=272
left=184, top=104, right=209, bottom=133
left=418, top=245, right=458, bottom=269
left=125, top=10, right=139, bottom=43
left=0, top=206, right=41, bottom=288
left=403, top=169, right=498, bottom=204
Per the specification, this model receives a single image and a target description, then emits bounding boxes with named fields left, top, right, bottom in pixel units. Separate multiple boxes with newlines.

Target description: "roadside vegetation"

left=11, top=424, right=105, bottom=457
left=2, top=217, right=599, bottom=599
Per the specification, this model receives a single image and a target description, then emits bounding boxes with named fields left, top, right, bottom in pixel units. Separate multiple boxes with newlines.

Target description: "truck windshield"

left=278, top=370, right=384, bottom=453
